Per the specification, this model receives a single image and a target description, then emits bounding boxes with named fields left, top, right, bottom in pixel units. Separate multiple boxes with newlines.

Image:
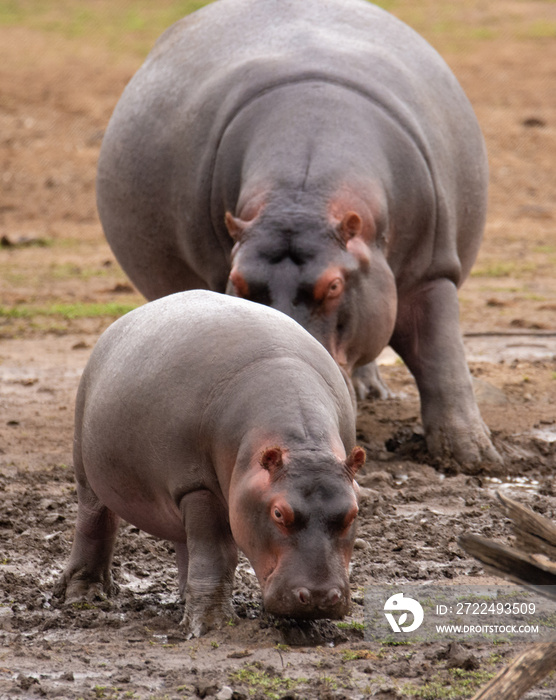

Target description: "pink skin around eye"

left=271, top=499, right=294, bottom=531
left=229, top=268, right=249, bottom=297
left=343, top=504, right=359, bottom=532
left=313, top=268, right=345, bottom=305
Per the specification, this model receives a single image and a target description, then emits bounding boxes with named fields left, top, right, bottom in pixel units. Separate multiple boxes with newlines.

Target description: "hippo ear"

left=225, top=212, right=248, bottom=242
left=345, top=446, right=366, bottom=479
left=260, top=446, right=284, bottom=477
left=337, top=211, right=363, bottom=243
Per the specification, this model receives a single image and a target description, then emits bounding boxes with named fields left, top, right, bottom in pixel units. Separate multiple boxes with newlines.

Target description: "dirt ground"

left=1, top=1, right=555, bottom=698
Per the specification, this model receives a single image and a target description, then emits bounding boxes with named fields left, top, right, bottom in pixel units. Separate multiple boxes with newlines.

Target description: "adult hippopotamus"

left=96, top=0, right=500, bottom=467
left=54, top=291, right=365, bottom=637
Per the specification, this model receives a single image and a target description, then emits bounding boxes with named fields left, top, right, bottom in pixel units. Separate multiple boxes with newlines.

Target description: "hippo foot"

left=180, top=600, right=238, bottom=639
left=425, top=412, right=502, bottom=469
left=352, top=362, right=393, bottom=401
left=53, top=569, right=118, bottom=604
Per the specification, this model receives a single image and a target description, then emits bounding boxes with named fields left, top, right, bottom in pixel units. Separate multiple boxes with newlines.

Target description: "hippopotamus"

left=54, top=291, right=365, bottom=637
left=96, top=0, right=501, bottom=467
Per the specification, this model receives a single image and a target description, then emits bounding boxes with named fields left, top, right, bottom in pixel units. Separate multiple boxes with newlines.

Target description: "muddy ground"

left=0, top=1, right=555, bottom=698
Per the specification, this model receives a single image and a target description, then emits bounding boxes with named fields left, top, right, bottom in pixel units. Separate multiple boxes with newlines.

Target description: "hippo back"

left=97, top=0, right=487, bottom=295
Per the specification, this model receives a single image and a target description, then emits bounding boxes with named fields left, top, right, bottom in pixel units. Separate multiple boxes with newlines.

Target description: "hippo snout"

left=264, top=581, right=350, bottom=619
left=295, top=586, right=343, bottom=609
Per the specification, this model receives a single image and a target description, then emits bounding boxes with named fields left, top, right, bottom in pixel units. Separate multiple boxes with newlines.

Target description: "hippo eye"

left=326, top=277, right=344, bottom=299
left=271, top=501, right=295, bottom=529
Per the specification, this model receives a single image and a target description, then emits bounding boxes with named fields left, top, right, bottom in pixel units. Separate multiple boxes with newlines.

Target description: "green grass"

left=0, top=302, right=139, bottom=320
left=229, top=664, right=307, bottom=700
left=401, top=668, right=497, bottom=698
left=0, top=0, right=215, bottom=57
left=336, top=620, right=366, bottom=630
left=521, top=20, right=556, bottom=38
left=470, top=261, right=538, bottom=278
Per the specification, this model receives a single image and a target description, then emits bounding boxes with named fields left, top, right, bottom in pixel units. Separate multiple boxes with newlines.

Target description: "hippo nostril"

left=326, top=587, right=342, bottom=607
left=295, top=587, right=312, bottom=605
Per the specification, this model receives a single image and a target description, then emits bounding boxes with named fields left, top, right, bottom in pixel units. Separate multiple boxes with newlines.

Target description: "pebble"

left=216, top=686, right=234, bottom=700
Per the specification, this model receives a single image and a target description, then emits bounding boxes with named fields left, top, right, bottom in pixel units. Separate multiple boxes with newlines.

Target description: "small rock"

left=109, top=282, right=134, bottom=293
left=522, top=116, right=546, bottom=128
left=113, top=673, right=131, bottom=683
left=231, top=691, right=248, bottom=700
left=195, top=678, right=219, bottom=698
left=18, top=675, right=39, bottom=691
left=227, top=650, right=252, bottom=659
left=44, top=513, right=65, bottom=526
left=216, top=686, right=234, bottom=700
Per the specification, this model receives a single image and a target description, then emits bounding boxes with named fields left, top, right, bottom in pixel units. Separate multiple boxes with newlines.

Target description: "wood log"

left=463, top=493, right=556, bottom=700
left=458, top=533, right=556, bottom=599
left=497, top=492, right=556, bottom=560
left=470, top=641, right=556, bottom=700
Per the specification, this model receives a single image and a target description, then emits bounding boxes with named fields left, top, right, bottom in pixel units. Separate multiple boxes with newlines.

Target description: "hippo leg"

left=391, top=278, right=502, bottom=467
left=53, top=479, right=120, bottom=602
left=177, top=490, right=238, bottom=638
left=352, top=361, right=394, bottom=400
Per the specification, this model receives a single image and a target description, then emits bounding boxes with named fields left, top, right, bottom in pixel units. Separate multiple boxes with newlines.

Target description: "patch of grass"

left=49, top=263, right=112, bottom=281
left=341, top=649, right=377, bottom=662
left=401, top=668, right=496, bottom=698
left=336, top=620, right=366, bottom=631
left=470, top=26, right=498, bottom=40
left=229, top=664, right=306, bottom=699
left=534, top=244, right=556, bottom=255
left=368, top=0, right=400, bottom=11
left=471, top=261, right=538, bottom=278
left=521, top=20, right=556, bottom=38
left=0, top=0, right=215, bottom=57
left=381, top=637, right=413, bottom=647
left=0, top=302, right=139, bottom=320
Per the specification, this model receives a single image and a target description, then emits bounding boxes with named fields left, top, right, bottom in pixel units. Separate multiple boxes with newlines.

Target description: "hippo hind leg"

left=391, top=277, right=502, bottom=468
left=53, top=477, right=120, bottom=603
left=352, top=360, right=394, bottom=400
left=177, top=489, right=238, bottom=638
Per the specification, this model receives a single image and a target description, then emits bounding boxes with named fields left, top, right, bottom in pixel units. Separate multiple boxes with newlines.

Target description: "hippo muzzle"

left=262, top=566, right=351, bottom=619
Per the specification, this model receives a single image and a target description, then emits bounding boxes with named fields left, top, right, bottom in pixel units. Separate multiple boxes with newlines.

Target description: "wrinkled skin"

left=97, top=0, right=501, bottom=466
left=54, top=291, right=364, bottom=637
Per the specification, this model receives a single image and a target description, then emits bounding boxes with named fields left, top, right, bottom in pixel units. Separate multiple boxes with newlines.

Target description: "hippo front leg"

left=177, top=490, right=238, bottom=638
left=391, top=278, right=502, bottom=467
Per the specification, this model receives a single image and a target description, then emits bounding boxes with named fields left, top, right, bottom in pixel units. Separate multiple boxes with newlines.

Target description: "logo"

left=384, top=593, right=424, bottom=633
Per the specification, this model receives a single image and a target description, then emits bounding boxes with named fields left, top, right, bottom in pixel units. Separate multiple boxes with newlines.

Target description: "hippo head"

left=224, top=186, right=397, bottom=374
left=228, top=444, right=365, bottom=619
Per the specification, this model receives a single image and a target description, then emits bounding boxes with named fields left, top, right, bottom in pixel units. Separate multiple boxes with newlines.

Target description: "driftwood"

left=459, top=492, right=556, bottom=700
left=496, top=491, right=556, bottom=561
left=459, top=491, right=556, bottom=597
left=459, top=533, right=556, bottom=598
left=470, top=641, right=556, bottom=700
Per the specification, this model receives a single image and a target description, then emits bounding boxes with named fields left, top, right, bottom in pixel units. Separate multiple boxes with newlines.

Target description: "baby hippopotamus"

left=55, top=290, right=365, bottom=637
